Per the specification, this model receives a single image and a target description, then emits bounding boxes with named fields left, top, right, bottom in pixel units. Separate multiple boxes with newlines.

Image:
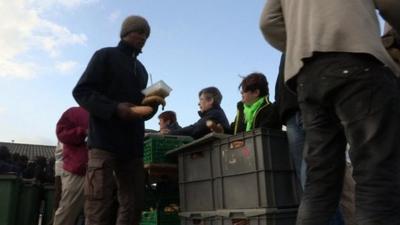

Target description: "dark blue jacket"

left=0, top=160, right=18, bottom=174
left=166, top=122, right=181, bottom=131
left=169, top=105, right=230, bottom=139
left=73, top=41, right=156, bottom=159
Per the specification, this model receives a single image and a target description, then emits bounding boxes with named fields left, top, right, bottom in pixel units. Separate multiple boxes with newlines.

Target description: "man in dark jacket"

left=72, top=15, right=160, bottom=225
left=168, top=87, right=230, bottom=139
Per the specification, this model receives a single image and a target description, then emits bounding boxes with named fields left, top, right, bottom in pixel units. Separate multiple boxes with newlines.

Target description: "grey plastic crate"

left=214, top=129, right=293, bottom=176
left=215, top=208, right=297, bottom=225
left=175, top=133, right=229, bottom=212
left=214, top=129, right=300, bottom=209
left=215, top=171, right=299, bottom=209
left=179, top=143, right=214, bottom=182
left=175, top=130, right=300, bottom=212
left=178, top=142, right=218, bottom=212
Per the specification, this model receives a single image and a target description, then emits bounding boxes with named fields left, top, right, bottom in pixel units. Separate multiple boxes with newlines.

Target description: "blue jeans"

left=286, top=111, right=345, bottom=225
left=286, top=111, right=307, bottom=190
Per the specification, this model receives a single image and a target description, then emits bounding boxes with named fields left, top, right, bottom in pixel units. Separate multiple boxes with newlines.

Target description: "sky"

left=0, top=0, right=284, bottom=145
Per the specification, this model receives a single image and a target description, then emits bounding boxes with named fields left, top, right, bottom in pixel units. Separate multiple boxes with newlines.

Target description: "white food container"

left=141, top=80, right=172, bottom=97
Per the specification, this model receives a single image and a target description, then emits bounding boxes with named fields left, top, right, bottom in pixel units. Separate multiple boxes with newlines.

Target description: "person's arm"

left=56, top=108, right=87, bottom=146
left=142, top=104, right=159, bottom=121
left=72, top=51, right=119, bottom=120
left=168, top=125, right=196, bottom=137
left=375, top=0, right=400, bottom=33
left=258, top=103, right=282, bottom=130
left=259, top=0, right=286, bottom=51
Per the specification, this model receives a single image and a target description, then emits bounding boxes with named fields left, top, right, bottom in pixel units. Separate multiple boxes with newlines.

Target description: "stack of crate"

left=170, top=129, right=301, bottom=225
left=141, top=135, right=193, bottom=225
left=144, top=135, right=193, bottom=164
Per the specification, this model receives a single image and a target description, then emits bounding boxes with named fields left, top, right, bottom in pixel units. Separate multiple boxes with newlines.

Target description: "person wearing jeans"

left=261, top=0, right=400, bottom=224
left=295, top=53, right=400, bottom=224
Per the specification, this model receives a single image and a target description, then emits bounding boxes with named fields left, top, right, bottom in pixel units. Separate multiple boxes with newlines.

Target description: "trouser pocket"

left=85, top=158, right=106, bottom=200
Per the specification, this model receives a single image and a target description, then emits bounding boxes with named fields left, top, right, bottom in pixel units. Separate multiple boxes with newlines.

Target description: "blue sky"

left=0, top=0, right=283, bottom=145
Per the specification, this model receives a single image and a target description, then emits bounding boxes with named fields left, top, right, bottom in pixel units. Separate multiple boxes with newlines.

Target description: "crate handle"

left=190, top=152, right=204, bottom=159
left=231, top=219, right=249, bottom=225
left=229, top=140, right=245, bottom=149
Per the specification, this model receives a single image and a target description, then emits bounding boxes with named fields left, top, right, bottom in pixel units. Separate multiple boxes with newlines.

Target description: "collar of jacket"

left=233, top=96, right=270, bottom=134
left=167, top=122, right=181, bottom=130
left=198, top=105, right=222, bottom=118
left=236, top=101, right=244, bottom=111
left=118, top=40, right=141, bottom=58
left=236, top=96, right=270, bottom=110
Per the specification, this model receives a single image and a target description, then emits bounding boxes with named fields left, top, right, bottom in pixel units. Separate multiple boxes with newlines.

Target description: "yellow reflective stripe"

left=252, top=97, right=270, bottom=128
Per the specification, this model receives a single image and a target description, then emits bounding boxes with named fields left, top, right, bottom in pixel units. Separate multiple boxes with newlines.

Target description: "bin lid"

left=165, top=132, right=230, bottom=156
left=0, top=173, right=19, bottom=180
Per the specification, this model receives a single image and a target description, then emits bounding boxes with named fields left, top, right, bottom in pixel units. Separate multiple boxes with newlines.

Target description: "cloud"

left=34, top=20, right=87, bottom=57
left=56, top=61, right=78, bottom=74
left=29, top=0, right=98, bottom=10
left=0, top=60, right=38, bottom=79
left=55, top=0, right=98, bottom=9
left=0, top=107, right=6, bottom=114
left=108, top=10, right=121, bottom=22
left=0, top=0, right=88, bottom=79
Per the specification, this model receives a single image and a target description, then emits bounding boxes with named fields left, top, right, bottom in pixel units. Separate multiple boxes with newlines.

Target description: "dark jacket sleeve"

left=169, top=108, right=229, bottom=139
left=258, top=103, right=282, bottom=130
left=72, top=50, right=118, bottom=120
left=169, top=115, right=211, bottom=139
left=274, top=54, right=299, bottom=124
left=56, top=108, right=87, bottom=146
left=169, top=125, right=197, bottom=137
left=227, top=121, right=236, bottom=135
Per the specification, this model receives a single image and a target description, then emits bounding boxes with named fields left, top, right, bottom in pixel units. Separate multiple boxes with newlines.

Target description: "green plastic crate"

left=144, top=135, right=193, bottom=164
left=141, top=210, right=180, bottom=225
left=0, top=174, right=21, bottom=225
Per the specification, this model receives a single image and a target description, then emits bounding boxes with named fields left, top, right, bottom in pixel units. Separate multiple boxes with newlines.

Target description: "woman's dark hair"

left=158, top=111, right=177, bottom=123
left=239, top=72, right=269, bottom=97
left=198, top=86, right=223, bottom=106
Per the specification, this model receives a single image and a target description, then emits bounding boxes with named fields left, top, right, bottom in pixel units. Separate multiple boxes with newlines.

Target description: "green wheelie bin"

left=0, top=174, right=21, bottom=225
left=16, top=180, right=42, bottom=225
left=41, top=184, right=55, bottom=225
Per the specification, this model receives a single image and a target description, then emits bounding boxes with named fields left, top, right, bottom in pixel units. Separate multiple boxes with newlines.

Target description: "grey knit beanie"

left=120, top=15, right=150, bottom=38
